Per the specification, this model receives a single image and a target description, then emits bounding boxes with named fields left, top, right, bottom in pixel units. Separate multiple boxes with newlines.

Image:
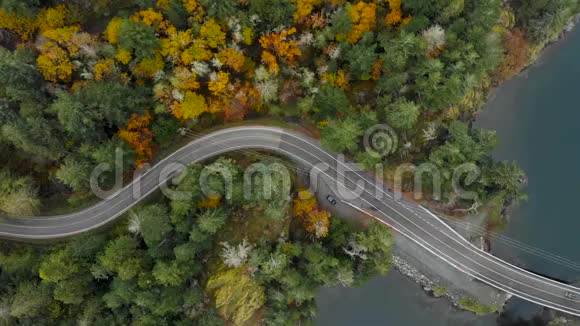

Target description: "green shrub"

left=458, top=297, right=498, bottom=316
left=432, top=286, right=447, bottom=298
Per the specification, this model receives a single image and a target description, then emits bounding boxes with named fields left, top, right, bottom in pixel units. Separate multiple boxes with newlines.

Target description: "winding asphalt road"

left=1, top=126, right=580, bottom=316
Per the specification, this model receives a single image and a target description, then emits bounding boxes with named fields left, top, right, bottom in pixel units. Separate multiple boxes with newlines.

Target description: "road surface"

left=1, top=126, right=579, bottom=316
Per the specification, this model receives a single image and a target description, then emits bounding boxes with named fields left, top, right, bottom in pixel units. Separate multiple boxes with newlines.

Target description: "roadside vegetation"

left=0, top=156, right=393, bottom=324
left=0, top=0, right=579, bottom=323
left=2, top=0, right=577, bottom=218
left=432, top=285, right=448, bottom=298
left=458, top=296, right=499, bottom=316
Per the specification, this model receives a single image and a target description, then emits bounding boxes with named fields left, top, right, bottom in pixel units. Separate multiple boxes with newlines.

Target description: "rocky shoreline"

left=392, top=255, right=463, bottom=307
left=391, top=225, right=509, bottom=316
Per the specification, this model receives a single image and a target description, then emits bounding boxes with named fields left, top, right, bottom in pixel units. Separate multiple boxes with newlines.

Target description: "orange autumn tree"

left=170, top=66, right=200, bottom=91
left=259, top=28, right=301, bottom=75
left=293, top=189, right=331, bottom=238
left=261, top=51, right=279, bottom=75
left=223, top=81, right=261, bottom=122
left=371, top=58, right=383, bottom=80
left=118, top=112, right=154, bottom=167
left=496, top=29, right=529, bottom=81
left=385, top=0, right=412, bottom=26
left=217, top=48, right=246, bottom=72
left=345, top=1, right=377, bottom=44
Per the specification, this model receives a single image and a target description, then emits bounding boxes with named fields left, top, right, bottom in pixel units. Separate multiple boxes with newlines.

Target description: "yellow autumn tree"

left=36, top=42, right=75, bottom=83
left=181, top=39, right=213, bottom=64
left=293, top=189, right=317, bottom=216
left=208, top=71, right=230, bottom=96
left=132, top=55, right=165, bottom=78
left=160, top=29, right=194, bottom=62
left=66, top=32, right=97, bottom=57
left=0, top=9, right=37, bottom=40
left=170, top=66, right=200, bottom=90
left=345, top=1, right=376, bottom=44
left=157, top=0, right=171, bottom=10
left=197, top=193, right=221, bottom=208
left=115, top=48, right=133, bottom=64
left=42, top=26, right=80, bottom=45
left=131, top=8, right=164, bottom=27
left=171, top=91, right=208, bottom=120
left=292, top=0, right=323, bottom=22
left=37, top=5, right=67, bottom=32
left=242, top=27, right=254, bottom=46
left=104, top=17, right=123, bottom=44
left=200, top=19, right=226, bottom=49
left=322, top=70, right=348, bottom=89
left=183, top=0, right=199, bottom=12
left=183, top=0, right=205, bottom=21
left=206, top=268, right=266, bottom=326
left=94, top=58, right=116, bottom=81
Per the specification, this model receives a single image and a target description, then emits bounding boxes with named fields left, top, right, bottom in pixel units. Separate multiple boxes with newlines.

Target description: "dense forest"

left=0, top=0, right=579, bottom=324
left=2, top=0, right=578, bottom=216
left=0, top=156, right=393, bottom=324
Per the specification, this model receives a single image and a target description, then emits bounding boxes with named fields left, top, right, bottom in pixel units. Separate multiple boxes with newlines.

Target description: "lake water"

left=316, top=26, right=580, bottom=325
left=476, top=24, right=580, bottom=320
left=316, top=272, right=496, bottom=325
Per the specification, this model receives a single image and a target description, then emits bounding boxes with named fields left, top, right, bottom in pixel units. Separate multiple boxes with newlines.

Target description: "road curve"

left=1, top=126, right=580, bottom=316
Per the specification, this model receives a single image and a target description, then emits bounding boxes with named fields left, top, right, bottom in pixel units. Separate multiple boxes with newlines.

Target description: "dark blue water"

left=476, top=25, right=580, bottom=320
left=316, top=272, right=496, bottom=325
left=317, top=26, right=580, bottom=326
left=478, top=26, right=580, bottom=281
